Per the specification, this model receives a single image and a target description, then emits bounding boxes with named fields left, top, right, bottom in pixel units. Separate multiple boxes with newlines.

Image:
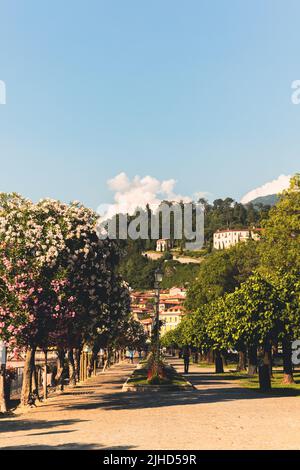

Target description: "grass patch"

left=214, top=367, right=300, bottom=396
left=239, top=369, right=300, bottom=395
left=197, top=361, right=238, bottom=369
left=197, top=361, right=215, bottom=368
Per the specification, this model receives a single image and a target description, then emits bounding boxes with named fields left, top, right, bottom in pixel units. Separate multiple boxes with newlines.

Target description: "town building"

left=213, top=228, right=261, bottom=250
left=156, top=238, right=171, bottom=252
left=159, top=305, right=185, bottom=335
left=130, top=287, right=187, bottom=336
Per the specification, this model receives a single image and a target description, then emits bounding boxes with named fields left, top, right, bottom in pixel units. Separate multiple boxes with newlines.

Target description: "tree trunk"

left=0, top=365, right=7, bottom=413
left=215, top=350, right=224, bottom=373
left=102, top=350, right=109, bottom=373
left=237, top=350, right=247, bottom=371
left=21, top=346, right=36, bottom=406
left=258, top=345, right=272, bottom=392
left=74, top=348, right=81, bottom=382
left=107, top=348, right=112, bottom=368
left=43, top=350, right=48, bottom=400
left=32, top=365, right=40, bottom=401
left=55, top=348, right=65, bottom=391
left=80, top=351, right=88, bottom=381
left=282, top=338, right=295, bottom=384
left=68, top=349, right=76, bottom=386
left=269, top=347, right=273, bottom=378
left=88, top=345, right=99, bottom=377
left=206, top=348, right=214, bottom=364
left=199, top=351, right=206, bottom=362
left=4, top=372, right=11, bottom=405
left=248, top=345, right=258, bottom=376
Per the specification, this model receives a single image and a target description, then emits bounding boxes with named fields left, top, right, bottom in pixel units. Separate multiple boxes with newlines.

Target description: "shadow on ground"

left=62, top=364, right=300, bottom=412
left=0, top=443, right=134, bottom=450
left=60, top=374, right=279, bottom=413
left=4, top=361, right=299, bottom=421
left=0, top=418, right=88, bottom=434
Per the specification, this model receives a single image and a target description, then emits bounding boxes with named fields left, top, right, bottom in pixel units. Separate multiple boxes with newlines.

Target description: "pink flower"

left=54, top=305, right=60, bottom=312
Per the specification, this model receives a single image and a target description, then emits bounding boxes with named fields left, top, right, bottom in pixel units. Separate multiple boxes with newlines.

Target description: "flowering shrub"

left=0, top=193, right=139, bottom=405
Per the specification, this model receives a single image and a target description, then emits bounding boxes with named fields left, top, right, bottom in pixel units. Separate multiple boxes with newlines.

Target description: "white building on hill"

left=213, top=228, right=261, bottom=250
left=156, top=239, right=171, bottom=252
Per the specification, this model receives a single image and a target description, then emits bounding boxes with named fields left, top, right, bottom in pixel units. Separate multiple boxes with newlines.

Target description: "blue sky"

left=0, top=0, right=299, bottom=210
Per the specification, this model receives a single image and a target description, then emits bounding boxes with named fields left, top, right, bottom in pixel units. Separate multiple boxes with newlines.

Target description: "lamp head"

left=154, top=267, right=163, bottom=284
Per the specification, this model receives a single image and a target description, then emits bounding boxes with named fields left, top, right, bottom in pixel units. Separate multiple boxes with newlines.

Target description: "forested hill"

left=198, top=197, right=271, bottom=248
left=116, top=197, right=273, bottom=290
left=118, top=197, right=272, bottom=251
left=249, top=194, right=278, bottom=207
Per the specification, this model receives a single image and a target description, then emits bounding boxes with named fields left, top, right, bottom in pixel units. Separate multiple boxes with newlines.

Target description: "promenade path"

left=1, top=357, right=300, bottom=449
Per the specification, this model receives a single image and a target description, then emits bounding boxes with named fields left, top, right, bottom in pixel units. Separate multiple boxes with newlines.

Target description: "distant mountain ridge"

left=246, top=194, right=278, bottom=206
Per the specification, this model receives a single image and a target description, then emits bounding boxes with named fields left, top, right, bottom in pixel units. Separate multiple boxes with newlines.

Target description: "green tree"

left=260, top=174, right=300, bottom=272
left=118, top=251, right=160, bottom=289
left=185, top=241, right=260, bottom=312
left=225, top=273, right=283, bottom=390
left=259, top=174, right=300, bottom=383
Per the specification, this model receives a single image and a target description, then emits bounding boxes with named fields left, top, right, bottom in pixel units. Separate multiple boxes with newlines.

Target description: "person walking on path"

left=129, top=350, right=134, bottom=364
left=182, top=346, right=191, bottom=374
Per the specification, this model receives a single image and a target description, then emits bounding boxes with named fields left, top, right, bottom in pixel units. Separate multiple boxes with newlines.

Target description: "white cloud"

left=97, top=172, right=197, bottom=220
left=240, top=174, right=291, bottom=204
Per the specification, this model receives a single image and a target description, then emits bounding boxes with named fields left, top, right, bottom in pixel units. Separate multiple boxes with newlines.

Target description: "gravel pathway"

left=1, top=357, right=300, bottom=450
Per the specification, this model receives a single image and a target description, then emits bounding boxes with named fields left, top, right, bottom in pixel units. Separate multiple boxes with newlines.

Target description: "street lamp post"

left=154, top=267, right=163, bottom=364
left=0, top=341, right=7, bottom=413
